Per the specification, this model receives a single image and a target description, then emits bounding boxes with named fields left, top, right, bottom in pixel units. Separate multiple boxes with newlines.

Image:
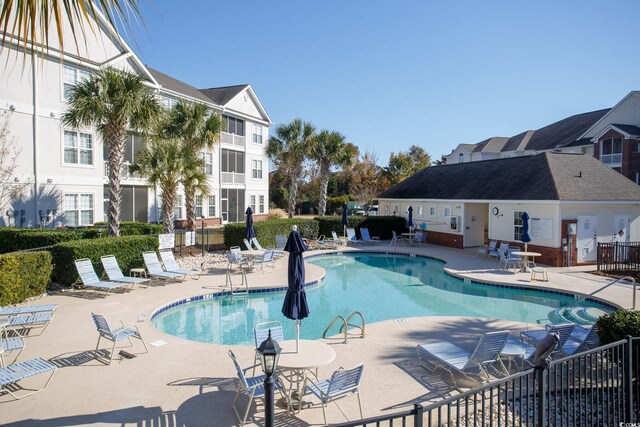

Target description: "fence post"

left=625, top=335, right=634, bottom=422
left=413, top=403, right=424, bottom=427
left=535, top=367, right=546, bottom=427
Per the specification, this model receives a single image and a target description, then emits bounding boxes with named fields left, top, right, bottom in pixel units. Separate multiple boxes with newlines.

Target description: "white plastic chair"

left=91, top=313, right=148, bottom=365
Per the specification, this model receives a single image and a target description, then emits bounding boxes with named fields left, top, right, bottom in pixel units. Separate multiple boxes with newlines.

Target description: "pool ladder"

left=322, top=311, right=366, bottom=343
left=225, top=270, right=249, bottom=296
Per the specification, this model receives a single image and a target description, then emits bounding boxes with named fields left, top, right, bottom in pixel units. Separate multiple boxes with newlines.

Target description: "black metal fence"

left=598, top=241, right=640, bottom=275
left=335, top=337, right=640, bottom=427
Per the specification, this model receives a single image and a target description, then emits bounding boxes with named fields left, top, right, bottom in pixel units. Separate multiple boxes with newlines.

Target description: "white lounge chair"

left=329, top=231, right=344, bottom=246
left=520, top=323, right=576, bottom=356
left=1, top=313, right=53, bottom=337
left=251, top=237, right=265, bottom=251
left=159, top=250, right=201, bottom=279
left=417, top=330, right=510, bottom=389
left=345, top=228, right=363, bottom=245
left=359, top=228, right=379, bottom=244
left=0, top=335, right=25, bottom=367
left=0, top=304, right=58, bottom=317
left=100, top=255, right=150, bottom=288
left=74, top=259, right=130, bottom=296
left=91, top=313, right=148, bottom=365
left=562, top=325, right=600, bottom=355
left=142, top=252, right=186, bottom=283
left=0, top=358, right=56, bottom=399
left=243, top=238, right=254, bottom=252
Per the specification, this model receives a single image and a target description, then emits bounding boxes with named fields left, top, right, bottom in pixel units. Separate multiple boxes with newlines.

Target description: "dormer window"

left=458, top=153, right=464, bottom=163
left=600, top=137, right=623, bottom=166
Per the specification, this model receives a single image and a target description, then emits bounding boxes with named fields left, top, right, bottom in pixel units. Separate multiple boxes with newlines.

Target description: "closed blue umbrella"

left=245, top=207, right=255, bottom=240
left=282, top=226, right=309, bottom=352
left=407, top=206, right=414, bottom=228
left=341, top=203, right=348, bottom=236
left=521, top=212, right=532, bottom=252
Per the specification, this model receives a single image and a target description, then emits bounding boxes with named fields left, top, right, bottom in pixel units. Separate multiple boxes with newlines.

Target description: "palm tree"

left=180, top=147, right=210, bottom=227
left=62, top=67, right=161, bottom=236
left=309, top=130, right=357, bottom=216
left=266, top=119, right=315, bottom=218
left=0, top=0, right=146, bottom=56
left=129, top=139, right=183, bottom=233
left=163, top=101, right=221, bottom=230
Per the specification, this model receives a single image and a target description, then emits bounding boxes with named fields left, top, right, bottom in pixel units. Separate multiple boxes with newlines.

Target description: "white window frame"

left=514, top=210, right=524, bottom=241
left=203, top=152, right=213, bottom=175
left=208, top=195, right=216, bottom=217
left=195, top=195, right=203, bottom=218
left=62, top=65, right=91, bottom=100
left=634, top=171, right=640, bottom=185
left=259, top=195, right=265, bottom=213
left=428, top=206, right=436, bottom=218
left=63, top=193, right=94, bottom=226
left=63, top=130, right=93, bottom=167
left=458, top=152, right=464, bottom=163
left=443, top=206, right=451, bottom=217
left=252, top=159, right=263, bottom=179
left=252, top=123, right=263, bottom=145
left=250, top=195, right=256, bottom=212
left=174, top=195, right=183, bottom=220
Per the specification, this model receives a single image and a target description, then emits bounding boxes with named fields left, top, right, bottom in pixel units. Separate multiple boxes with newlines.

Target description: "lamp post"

left=256, top=329, right=281, bottom=427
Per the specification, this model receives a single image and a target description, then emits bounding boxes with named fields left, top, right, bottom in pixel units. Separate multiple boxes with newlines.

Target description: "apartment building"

left=0, top=12, right=271, bottom=228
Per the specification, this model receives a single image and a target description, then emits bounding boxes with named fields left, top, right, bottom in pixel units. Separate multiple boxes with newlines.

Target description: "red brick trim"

left=426, top=230, right=464, bottom=249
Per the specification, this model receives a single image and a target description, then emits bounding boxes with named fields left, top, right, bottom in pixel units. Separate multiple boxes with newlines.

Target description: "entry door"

left=577, top=215, right=598, bottom=263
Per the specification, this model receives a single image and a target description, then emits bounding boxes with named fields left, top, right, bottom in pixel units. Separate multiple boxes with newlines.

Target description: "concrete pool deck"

left=0, top=243, right=637, bottom=426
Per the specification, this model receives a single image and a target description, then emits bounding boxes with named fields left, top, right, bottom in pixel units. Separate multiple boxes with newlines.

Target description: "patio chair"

left=330, top=231, right=344, bottom=246
left=227, top=251, right=252, bottom=271
left=345, top=228, right=363, bottom=245
left=142, top=252, right=186, bottom=283
left=412, top=231, right=427, bottom=247
left=300, top=364, right=364, bottom=425
left=229, top=350, right=285, bottom=426
left=561, top=325, right=600, bottom=356
left=74, top=259, right=130, bottom=295
left=520, top=323, right=576, bottom=356
left=0, top=336, right=25, bottom=367
left=243, top=238, right=255, bottom=252
left=159, top=250, right=201, bottom=279
left=316, top=235, right=337, bottom=250
left=91, top=313, right=148, bottom=365
left=252, top=321, right=285, bottom=374
left=253, top=249, right=275, bottom=273
left=417, top=330, right=510, bottom=389
left=0, top=304, right=58, bottom=317
left=490, top=242, right=509, bottom=260
left=390, top=230, right=405, bottom=246
left=0, top=357, right=56, bottom=399
left=275, top=235, right=287, bottom=251
left=0, top=312, right=53, bottom=337
left=498, top=250, right=521, bottom=271
left=251, top=237, right=265, bottom=251
left=359, top=228, right=379, bottom=244
left=100, top=255, right=150, bottom=288
left=485, top=240, right=498, bottom=258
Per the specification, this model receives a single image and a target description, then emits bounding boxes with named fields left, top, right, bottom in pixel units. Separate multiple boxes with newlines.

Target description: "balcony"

left=221, top=132, right=245, bottom=148
left=103, top=161, right=143, bottom=180
left=600, top=153, right=622, bottom=167
left=221, top=172, right=245, bottom=184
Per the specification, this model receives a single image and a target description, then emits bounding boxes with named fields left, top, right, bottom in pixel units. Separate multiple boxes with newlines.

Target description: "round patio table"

left=511, top=251, right=541, bottom=272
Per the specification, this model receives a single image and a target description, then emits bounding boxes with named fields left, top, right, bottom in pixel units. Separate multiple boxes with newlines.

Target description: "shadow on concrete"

left=49, top=350, right=111, bottom=368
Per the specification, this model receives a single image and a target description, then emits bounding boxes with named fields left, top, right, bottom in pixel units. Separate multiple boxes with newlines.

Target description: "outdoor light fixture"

left=257, top=329, right=281, bottom=427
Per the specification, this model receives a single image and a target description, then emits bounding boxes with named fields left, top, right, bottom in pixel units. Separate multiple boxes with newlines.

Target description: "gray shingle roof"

left=472, top=137, right=509, bottom=153
left=147, top=67, right=215, bottom=104
left=501, top=130, right=534, bottom=152
left=611, top=123, right=640, bottom=137
left=380, top=152, right=640, bottom=201
left=523, top=109, right=610, bottom=151
left=199, top=85, right=249, bottom=106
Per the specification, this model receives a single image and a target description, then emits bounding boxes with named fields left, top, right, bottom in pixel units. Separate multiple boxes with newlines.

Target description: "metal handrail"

left=323, top=315, right=348, bottom=343
left=339, top=311, right=366, bottom=338
left=561, top=275, right=636, bottom=313
left=225, top=270, right=248, bottom=295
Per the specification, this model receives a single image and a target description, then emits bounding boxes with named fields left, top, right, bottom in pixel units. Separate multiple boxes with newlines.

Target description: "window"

left=174, top=195, right=182, bottom=220
left=250, top=195, right=256, bottom=212
left=429, top=207, right=436, bottom=217
left=195, top=195, right=203, bottom=218
left=160, top=96, right=177, bottom=109
left=64, top=130, right=93, bottom=165
left=63, top=65, right=90, bottom=99
left=64, top=193, right=93, bottom=226
left=221, top=149, right=245, bottom=173
left=252, top=159, right=263, bottom=179
left=224, top=115, right=245, bottom=136
left=203, top=152, right=213, bottom=175
left=208, top=195, right=216, bottom=217
left=600, top=137, right=623, bottom=165
left=634, top=171, right=640, bottom=185
left=458, top=153, right=464, bottom=163
left=514, top=211, right=524, bottom=240
left=635, top=141, right=640, bottom=153
left=259, top=195, right=265, bottom=213
left=444, top=207, right=451, bottom=217
left=252, top=123, right=263, bottom=144
left=418, top=206, right=423, bottom=216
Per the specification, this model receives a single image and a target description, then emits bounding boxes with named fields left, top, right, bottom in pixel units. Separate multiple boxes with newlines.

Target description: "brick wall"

left=426, top=231, right=464, bottom=249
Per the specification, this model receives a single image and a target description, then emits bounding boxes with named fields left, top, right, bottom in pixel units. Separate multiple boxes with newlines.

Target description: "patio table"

left=401, top=233, right=416, bottom=246
left=511, top=251, right=541, bottom=272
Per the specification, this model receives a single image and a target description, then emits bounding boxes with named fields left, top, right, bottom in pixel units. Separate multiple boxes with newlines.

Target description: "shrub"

left=93, top=221, right=163, bottom=235
left=0, top=228, right=84, bottom=254
left=0, top=251, right=52, bottom=305
left=224, top=218, right=319, bottom=249
left=315, top=215, right=406, bottom=240
left=596, top=309, right=640, bottom=344
left=50, top=235, right=158, bottom=286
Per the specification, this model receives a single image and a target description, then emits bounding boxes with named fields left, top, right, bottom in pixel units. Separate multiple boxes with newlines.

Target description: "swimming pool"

left=151, top=253, right=611, bottom=345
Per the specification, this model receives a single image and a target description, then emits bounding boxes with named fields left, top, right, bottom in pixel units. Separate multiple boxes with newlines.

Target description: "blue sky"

left=128, top=0, right=640, bottom=164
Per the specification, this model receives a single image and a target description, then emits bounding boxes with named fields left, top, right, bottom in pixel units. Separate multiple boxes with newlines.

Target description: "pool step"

left=552, top=306, right=610, bottom=325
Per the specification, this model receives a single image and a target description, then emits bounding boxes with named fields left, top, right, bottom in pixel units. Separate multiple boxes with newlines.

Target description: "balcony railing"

left=601, top=153, right=622, bottom=165
left=103, top=161, right=142, bottom=180
left=221, top=132, right=245, bottom=148
left=221, top=172, right=244, bottom=184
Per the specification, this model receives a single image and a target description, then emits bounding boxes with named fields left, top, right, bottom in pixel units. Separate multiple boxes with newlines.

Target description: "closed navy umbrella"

left=245, top=207, right=255, bottom=240
left=341, top=203, right=348, bottom=236
left=407, top=206, right=414, bottom=228
left=521, top=212, right=532, bottom=252
left=281, top=226, right=309, bottom=352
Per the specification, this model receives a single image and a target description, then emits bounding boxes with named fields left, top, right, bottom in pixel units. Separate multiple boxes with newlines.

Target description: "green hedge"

left=0, top=251, right=52, bottom=305
left=93, top=221, right=163, bottom=235
left=50, top=235, right=158, bottom=286
left=596, top=310, right=640, bottom=344
left=224, top=218, right=319, bottom=249
left=315, top=215, right=407, bottom=240
left=0, top=228, right=85, bottom=254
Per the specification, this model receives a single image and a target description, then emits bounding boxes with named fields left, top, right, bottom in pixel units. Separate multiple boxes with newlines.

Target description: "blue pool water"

left=151, top=253, right=609, bottom=345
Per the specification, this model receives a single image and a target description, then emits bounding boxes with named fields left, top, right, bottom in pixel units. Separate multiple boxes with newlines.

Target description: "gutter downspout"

left=32, top=50, right=39, bottom=228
